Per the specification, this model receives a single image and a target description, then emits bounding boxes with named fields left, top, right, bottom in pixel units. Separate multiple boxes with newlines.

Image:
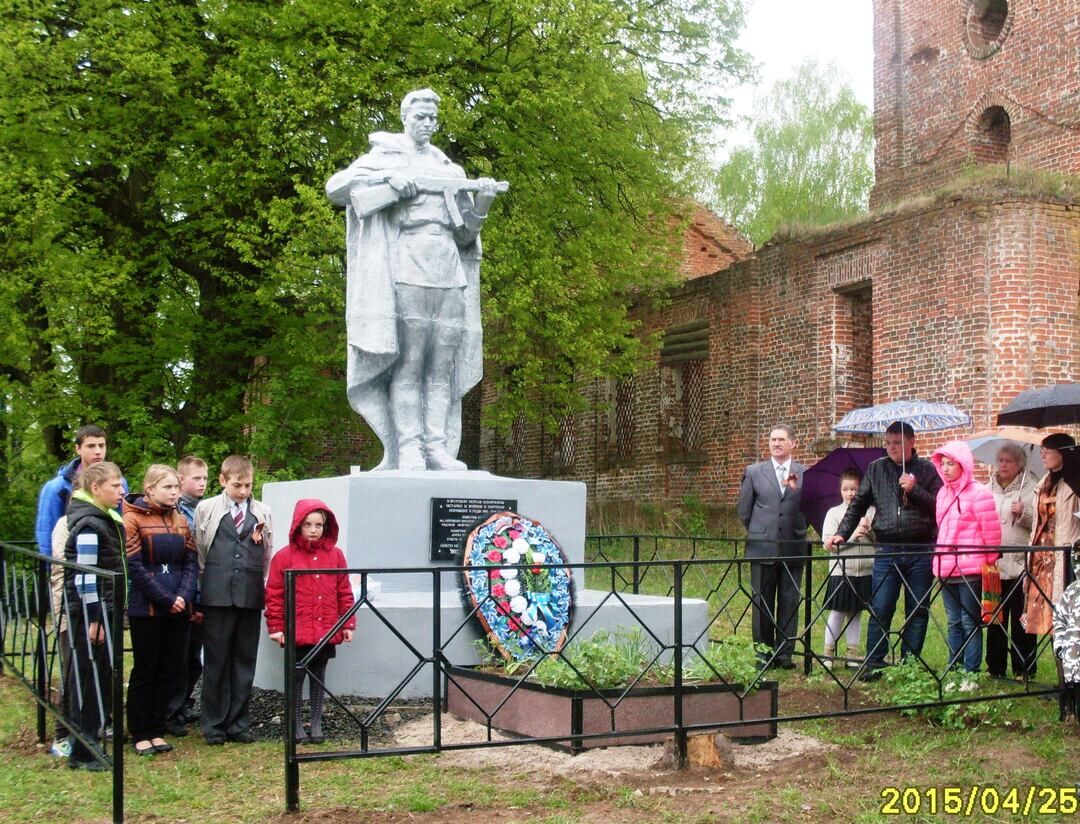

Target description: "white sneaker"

left=50, top=738, right=72, bottom=758
left=959, top=676, right=978, bottom=693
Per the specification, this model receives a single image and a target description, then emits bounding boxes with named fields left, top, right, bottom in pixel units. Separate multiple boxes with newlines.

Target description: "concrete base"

left=252, top=471, right=708, bottom=698
left=260, top=470, right=587, bottom=592
left=254, top=588, right=710, bottom=698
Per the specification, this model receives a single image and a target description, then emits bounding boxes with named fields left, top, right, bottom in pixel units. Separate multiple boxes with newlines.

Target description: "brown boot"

left=822, top=645, right=836, bottom=670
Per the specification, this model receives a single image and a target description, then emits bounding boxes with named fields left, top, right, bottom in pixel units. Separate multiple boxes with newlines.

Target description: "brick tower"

left=872, top=0, right=1080, bottom=207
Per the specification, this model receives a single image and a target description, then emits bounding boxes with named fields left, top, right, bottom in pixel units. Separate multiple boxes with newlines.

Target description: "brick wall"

left=872, top=0, right=1080, bottom=207
left=480, top=197, right=1080, bottom=507
left=679, top=205, right=755, bottom=279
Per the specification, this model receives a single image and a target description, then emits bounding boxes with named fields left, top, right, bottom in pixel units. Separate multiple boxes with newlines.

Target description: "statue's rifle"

left=367, top=174, right=509, bottom=229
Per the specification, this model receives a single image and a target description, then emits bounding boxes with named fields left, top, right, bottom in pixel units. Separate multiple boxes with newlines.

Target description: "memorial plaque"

left=430, top=497, right=517, bottom=561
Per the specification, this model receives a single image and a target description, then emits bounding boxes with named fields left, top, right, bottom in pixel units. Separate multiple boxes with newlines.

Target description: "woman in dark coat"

left=123, top=464, right=198, bottom=756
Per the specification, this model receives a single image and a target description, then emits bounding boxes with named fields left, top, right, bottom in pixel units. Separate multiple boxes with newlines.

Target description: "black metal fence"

left=280, top=539, right=1071, bottom=811
left=0, top=540, right=125, bottom=824
left=2, top=532, right=1071, bottom=818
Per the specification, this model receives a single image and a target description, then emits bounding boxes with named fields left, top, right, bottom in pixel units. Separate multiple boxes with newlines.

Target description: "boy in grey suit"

left=737, top=425, right=808, bottom=668
left=194, top=455, right=273, bottom=744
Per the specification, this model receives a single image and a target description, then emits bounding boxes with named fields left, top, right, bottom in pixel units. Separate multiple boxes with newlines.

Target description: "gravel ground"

left=243, top=687, right=433, bottom=743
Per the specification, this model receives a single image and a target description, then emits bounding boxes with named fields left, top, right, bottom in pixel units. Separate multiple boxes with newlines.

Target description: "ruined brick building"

left=476, top=0, right=1080, bottom=507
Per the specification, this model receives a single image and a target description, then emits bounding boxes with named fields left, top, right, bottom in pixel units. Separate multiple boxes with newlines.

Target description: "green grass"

left=0, top=672, right=584, bottom=823
left=2, top=666, right=1077, bottom=823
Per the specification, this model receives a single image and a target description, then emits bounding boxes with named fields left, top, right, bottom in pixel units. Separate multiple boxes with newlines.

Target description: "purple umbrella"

left=800, top=447, right=886, bottom=538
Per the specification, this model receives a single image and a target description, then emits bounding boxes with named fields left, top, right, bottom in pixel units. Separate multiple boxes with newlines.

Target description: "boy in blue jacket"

left=35, top=424, right=127, bottom=556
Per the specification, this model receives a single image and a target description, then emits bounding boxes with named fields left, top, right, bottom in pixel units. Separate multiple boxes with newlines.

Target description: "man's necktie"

left=233, top=505, right=244, bottom=531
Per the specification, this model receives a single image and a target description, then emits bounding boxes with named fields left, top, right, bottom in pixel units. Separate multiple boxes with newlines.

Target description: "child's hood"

left=931, top=440, right=976, bottom=490
left=288, top=498, right=340, bottom=545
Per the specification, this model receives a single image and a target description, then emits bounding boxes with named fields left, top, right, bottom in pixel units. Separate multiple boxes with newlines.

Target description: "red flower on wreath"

left=491, top=583, right=506, bottom=598
left=508, top=617, right=524, bottom=632
left=496, top=600, right=511, bottom=615
left=489, top=569, right=500, bottom=580
left=486, top=549, right=503, bottom=562
left=492, top=535, right=508, bottom=549
left=508, top=530, right=521, bottom=539
left=531, top=567, right=542, bottom=574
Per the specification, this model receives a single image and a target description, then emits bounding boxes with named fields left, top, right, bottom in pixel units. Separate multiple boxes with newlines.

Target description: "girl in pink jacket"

left=932, top=441, right=1002, bottom=674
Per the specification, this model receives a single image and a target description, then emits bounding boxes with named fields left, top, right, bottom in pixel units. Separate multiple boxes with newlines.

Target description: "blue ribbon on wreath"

left=526, top=592, right=557, bottom=632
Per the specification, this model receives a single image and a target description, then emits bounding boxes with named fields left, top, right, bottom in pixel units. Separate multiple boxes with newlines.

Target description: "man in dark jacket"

left=825, top=421, right=942, bottom=678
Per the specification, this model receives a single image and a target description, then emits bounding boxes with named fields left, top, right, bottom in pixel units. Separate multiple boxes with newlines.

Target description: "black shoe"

left=69, top=759, right=109, bottom=772
left=151, top=739, right=173, bottom=753
left=858, top=666, right=884, bottom=682
left=177, top=707, right=200, bottom=724
left=133, top=741, right=157, bottom=757
left=166, top=722, right=189, bottom=737
left=773, top=658, right=796, bottom=670
left=228, top=731, right=256, bottom=744
left=307, top=733, right=325, bottom=744
left=205, top=734, right=226, bottom=746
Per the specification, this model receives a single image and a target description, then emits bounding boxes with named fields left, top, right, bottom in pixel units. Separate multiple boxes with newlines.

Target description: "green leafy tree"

left=711, top=59, right=873, bottom=245
left=0, top=0, right=750, bottom=525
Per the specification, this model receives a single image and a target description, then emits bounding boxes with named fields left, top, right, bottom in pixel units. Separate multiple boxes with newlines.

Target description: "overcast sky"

left=718, top=0, right=874, bottom=153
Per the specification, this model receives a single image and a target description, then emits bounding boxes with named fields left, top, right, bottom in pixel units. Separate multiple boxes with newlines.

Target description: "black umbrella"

left=996, top=383, right=1080, bottom=428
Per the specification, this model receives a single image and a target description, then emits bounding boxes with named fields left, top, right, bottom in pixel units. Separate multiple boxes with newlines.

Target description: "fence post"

left=111, top=573, right=125, bottom=824
left=632, top=536, right=640, bottom=594
left=35, top=554, right=49, bottom=743
left=0, top=547, right=6, bottom=669
left=285, top=570, right=299, bottom=812
left=432, top=569, right=442, bottom=752
left=803, top=543, right=813, bottom=677
left=673, top=560, right=686, bottom=768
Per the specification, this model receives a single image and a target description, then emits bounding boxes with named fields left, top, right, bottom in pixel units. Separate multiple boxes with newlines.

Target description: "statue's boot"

left=392, top=386, right=427, bottom=471
left=424, top=382, right=467, bottom=471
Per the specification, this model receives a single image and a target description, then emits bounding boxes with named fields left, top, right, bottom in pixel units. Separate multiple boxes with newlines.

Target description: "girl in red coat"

left=265, top=499, right=355, bottom=743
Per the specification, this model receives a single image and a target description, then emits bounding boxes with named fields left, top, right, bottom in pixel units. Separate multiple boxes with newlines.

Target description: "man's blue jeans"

left=940, top=575, right=983, bottom=673
left=865, top=548, right=934, bottom=668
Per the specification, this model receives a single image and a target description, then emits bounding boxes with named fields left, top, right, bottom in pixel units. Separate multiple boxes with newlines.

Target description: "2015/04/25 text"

left=879, top=786, right=1077, bottom=817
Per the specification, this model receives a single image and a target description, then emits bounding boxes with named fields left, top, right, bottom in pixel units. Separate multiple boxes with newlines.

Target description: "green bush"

left=479, top=629, right=762, bottom=692
left=882, top=661, right=1014, bottom=729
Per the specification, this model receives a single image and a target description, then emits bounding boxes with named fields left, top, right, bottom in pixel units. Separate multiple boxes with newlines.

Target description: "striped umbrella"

left=833, top=401, right=971, bottom=512
left=833, top=400, right=971, bottom=435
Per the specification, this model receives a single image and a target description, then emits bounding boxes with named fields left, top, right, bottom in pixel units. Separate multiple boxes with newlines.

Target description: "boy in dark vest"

left=194, top=455, right=273, bottom=744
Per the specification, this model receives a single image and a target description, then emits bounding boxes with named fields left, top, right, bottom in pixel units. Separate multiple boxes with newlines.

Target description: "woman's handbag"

left=981, top=563, right=1004, bottom=625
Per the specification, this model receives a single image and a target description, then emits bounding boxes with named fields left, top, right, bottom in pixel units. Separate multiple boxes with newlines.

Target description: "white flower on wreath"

left=503, top=580, right=521, bottom=597
left=509, top=595, right=528, bottom=614
left=511, top=538, right=531, bottom=555
left=500, top=567, right=518, bottom=580
left=519, top=611, right=535, bottom=626
left=530, top=551, right=546, bottom=565
left=504, top=549, right=521, bottom=564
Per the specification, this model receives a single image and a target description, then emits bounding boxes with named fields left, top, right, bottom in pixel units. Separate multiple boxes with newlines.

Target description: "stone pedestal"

left=252, top=471, right=708, bottom=698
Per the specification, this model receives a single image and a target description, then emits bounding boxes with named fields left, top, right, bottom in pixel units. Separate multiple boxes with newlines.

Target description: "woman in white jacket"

left=987, top=444, right=1037, bottom=679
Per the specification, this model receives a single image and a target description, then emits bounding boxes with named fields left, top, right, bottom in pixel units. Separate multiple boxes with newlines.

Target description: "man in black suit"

left=737, top=424, right=808, bottom=668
